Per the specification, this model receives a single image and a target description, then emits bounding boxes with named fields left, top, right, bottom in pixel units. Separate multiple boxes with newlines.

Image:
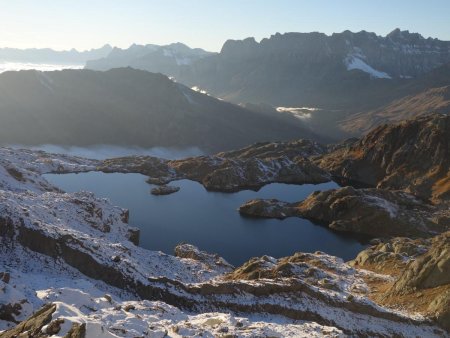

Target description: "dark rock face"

left=99, top=140, right=331, bottom=192
left=318, top=114, right=450, bottom=203
left=0, top=303, right=23, bottom=324
left=126, top=228, right=140, bottom=246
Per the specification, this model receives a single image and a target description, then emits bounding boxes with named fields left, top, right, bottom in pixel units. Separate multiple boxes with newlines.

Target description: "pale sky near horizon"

left=1, top=0, right=449, bottom=52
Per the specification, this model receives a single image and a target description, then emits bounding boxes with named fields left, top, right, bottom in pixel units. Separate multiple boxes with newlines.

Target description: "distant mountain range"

left=0, top=68, right=318, bottom=151
left=2, top=29, right=449, bottom=143
left=84, top=29, right=450, bottom=110
left=86, top=42, right=213, bottom=74
left=0, top=45, right=112, bottom=64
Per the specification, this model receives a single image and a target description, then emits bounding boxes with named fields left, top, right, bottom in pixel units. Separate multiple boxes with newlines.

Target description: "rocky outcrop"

left=174, top=243, right=234, bottom=272
left=350, top=237, right=429, bottom=274
left=99, top=140, right=330, bottom=192
left=349, top=232, right=450, bottom=331
left=239, top=199, right=295, bottom=219
left=318, top=114, right=450, bottom=203
left=390, top=231, right=450, bottom=293
left=1, top=303, right=56, bottom=338
left=1, top=303, right=87, bottom=338
left=239, top=186, right=447, bottom=238
left=150, top=184, right=180, bottom=195
left=64, top=322, right=86, bottom=338
left=296, top=187, right=446, bottom=237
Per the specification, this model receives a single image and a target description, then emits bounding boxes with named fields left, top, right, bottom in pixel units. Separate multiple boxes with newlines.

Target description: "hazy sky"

left=1, top=0, right=449, bottom=52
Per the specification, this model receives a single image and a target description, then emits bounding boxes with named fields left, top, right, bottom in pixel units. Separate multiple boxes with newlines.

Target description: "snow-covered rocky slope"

left=0, top=147, right=447, bottom=337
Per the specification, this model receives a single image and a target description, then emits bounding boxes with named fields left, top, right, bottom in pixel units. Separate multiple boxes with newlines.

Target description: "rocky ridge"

left=318, top=113, right=450, bottom=203
left=100, top=140, right=330, bottom=192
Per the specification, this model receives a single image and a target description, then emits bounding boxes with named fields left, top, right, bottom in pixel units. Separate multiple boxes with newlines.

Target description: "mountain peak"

left=220, top=37, right=258, bottom=55
left=387, top=28, right=424, bottom=41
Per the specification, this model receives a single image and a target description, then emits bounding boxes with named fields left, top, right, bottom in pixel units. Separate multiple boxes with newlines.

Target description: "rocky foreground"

left=0, top=114, right=449, bottom=337
left=0, top=151, right=445, bottom=337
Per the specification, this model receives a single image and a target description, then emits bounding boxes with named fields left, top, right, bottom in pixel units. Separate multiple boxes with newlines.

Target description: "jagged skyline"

left=0, top=0, right=449, bottom=52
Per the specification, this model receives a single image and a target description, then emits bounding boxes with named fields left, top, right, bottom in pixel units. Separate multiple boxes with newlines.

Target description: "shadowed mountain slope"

left=0, top=68, right=318, bottom=151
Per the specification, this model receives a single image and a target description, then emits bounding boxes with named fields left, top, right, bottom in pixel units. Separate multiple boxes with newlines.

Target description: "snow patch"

left=191, top=86, right=209, bottom=95
left=276, top=107, right=320, bottom=120
left=344, top=55, right=392, bottom=79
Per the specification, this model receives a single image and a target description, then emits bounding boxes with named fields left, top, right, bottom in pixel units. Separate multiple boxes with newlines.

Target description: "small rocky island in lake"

left=151, top=184, right=180, bottom=195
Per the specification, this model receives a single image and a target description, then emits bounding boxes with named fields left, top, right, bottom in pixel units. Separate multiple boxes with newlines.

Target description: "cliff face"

left=217, top=29, right=450, bottom=79
left=318, top=114, right=450, bottom=202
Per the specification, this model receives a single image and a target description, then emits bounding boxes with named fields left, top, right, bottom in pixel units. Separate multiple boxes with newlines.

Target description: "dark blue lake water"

left=44, top=172, right=367, bottom=265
